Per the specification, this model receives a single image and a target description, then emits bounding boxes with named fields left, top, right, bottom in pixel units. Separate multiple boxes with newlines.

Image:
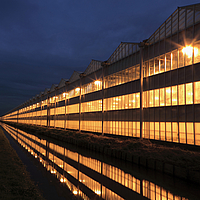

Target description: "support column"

left=139, top=41, right=147, bottom=139
left=79, top=74, right=84, bottom=132
left=102, top=64, right=104, bottom=136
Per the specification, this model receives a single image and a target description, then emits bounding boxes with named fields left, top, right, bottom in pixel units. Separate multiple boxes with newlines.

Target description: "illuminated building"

left=2, top=4, right=200, bottom=146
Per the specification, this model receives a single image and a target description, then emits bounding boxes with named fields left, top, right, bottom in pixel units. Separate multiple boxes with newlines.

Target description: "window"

left=186, top=83, right=193, bottom=104
left=159, top=55, right=165, bottom=73
left=155, top=57, right=159, bottom=74
left=171, top=49, right=178, bottom=70
left=160, top=88, right=165, bottom=106
left=166, top=52, right=171, bottom=71
left=166, top=87, right=171, bottom=106
left=154, top=89, right=159, bottom=107
left=178, top=84, right=185, bottom=105
left=179, top=48, right=184, bottom=68
left=172, top=86, right=177, bottom=105
left=194, top=81, right=200, bottom=104
left=149, top=90, right=154, bottom=107
left=149, top=59, right=154, bottom=75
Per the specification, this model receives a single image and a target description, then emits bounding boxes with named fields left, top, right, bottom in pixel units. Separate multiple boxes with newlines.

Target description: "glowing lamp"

left=182, top=45, right=198, bottom=58
left=182, top=46, right=193, bottom=58
left=75, top=87, right=80, bottom=92
left=94, top=80, right=101, bottom=85
left=73, top=190, right=78, bottom=195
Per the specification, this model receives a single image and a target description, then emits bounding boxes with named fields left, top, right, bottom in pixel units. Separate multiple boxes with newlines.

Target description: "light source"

left=182, top=45, right=198, bottom=58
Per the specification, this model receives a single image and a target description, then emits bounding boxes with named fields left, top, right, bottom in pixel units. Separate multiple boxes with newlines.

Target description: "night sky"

left=0, top=0, right=199, bottom=116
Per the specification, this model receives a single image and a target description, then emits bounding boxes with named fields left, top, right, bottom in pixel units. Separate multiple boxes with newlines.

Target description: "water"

left=1, top=123, right=200, bottom=200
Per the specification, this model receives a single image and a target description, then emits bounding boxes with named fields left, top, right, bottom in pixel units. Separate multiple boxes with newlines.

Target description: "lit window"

left=154, top=89, right=159, bottom=107
left=172, top=86, right=177, bottom=105
left=194, top=81, right=200, bottom=104
left=186, top=83, right=193, bottom=104
left=178, top=84, right=185, bottom=105
left=160, top=88, right=165, bottom=106
left=166, top=87, right=171, bottom=106
left=149, top=90, right=154, bottom=107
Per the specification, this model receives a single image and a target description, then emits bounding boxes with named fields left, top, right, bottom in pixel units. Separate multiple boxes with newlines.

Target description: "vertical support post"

left=139, top=42, right=144, bottom=139
left=102, top=64, right=104, bottom=136
left=79, top=74, right=83, bottom=132
left=54, top=90, right=56, bottom=128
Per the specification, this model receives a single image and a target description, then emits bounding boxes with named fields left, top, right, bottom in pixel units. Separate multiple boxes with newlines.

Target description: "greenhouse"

left=2, top=3, right=200, bottom=146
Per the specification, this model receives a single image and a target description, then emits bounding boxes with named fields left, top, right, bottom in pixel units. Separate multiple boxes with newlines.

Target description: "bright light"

left=75, top=87, right=80, bottom=92
left=194, top=47, right=198, bottom=57
left=60, top=178, right=64, bottom=183
left=73, top=190, right=78, bottom=195
left=95, top=190, right=101, bottom=195
left=51, top=170, right=56, bottom=174
left=182, top=45, right=198, bottom=58
left=94, top=80, right=101, bottom=85
left=182, top=46, right=193, bottom=58
left=166, top=88, right=171, bottom=93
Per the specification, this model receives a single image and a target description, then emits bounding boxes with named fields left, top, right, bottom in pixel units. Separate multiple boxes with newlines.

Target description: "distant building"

left=2, top=3, right=200, bottom=146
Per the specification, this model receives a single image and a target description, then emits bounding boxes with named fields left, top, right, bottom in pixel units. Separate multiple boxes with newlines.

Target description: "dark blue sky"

left=0, top=0, right=199, bottom=116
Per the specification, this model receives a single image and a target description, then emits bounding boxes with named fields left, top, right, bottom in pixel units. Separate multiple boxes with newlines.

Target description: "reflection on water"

left=2, top=123, right=196, bottom=200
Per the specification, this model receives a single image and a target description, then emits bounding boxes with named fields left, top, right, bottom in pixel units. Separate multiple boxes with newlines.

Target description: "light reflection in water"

left=2, top=123, right=191, bottom=200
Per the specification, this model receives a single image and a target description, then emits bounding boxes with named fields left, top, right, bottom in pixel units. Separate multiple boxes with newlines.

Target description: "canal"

left=1, top=123, right=200, bottom=200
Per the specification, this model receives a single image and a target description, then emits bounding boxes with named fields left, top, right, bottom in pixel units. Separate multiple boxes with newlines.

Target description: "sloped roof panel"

left=69, top=71, right=81, bottom=83
left=58, top=78, right=69, bottom=89
left=107, top=42, right=139, bottom=65
left=84, top=60, right=102, bottom=75
left=50, top=84, right=58, bottom=92
left=147, top=3, right=200, bottom=45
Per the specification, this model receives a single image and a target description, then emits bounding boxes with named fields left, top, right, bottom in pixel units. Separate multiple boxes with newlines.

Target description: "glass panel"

left=136, top=65, right=140, bottom=79
left=150, top=122, right=154, bottom=139
left=155, top=122, right=159, bottom=140
left=125, top=95, right=128, bottom=109
left=166, top=87, right=171, bottom=106
left=159, top=55, right=165, bottom=73
left=118, top=72, right=122, bottom=85
left=178, top=49, right=184, bottom=68
left=155, top=57, right=159, bottom=74
left=125, top=69, right=129, bottom=83
left=165, top=52, right=171, bottom=71
left=154, top=89, right=159, bottom=107
left=183, top=46, right=193, bottom=66
left=149, top=90, right=154, bottom=107
left=160, top=88, right=165, bottom=106
left=171, top=49, right=178, bottom=70
left=144, top=61, right=148, bottom=77
left=160, top=122, right=165, bottom=141
left=172, top=122, right=178, bottom=142
left=194, top=43, right=200, bottom=64
left=136, top=93, right=140, bottom=108
left=128, top=68, right=132, bottom=82
left=149, top=59, right=154, bottom=76
left=186, top=83, right=193, bottom=104
left=194, top=81, right=200, bottom=104
left=178, top=84, right=185, bottom=105
left=187, top=123, right=194, bottom=145
left=172, top=85, right=177, bottom=105
left=195, top=123, right=200, bottom=145
left=132, top=66, right=136, bottom=81
left=166, top=122, right=171, bottom=141
left=179, top=122, right=186, bottom=144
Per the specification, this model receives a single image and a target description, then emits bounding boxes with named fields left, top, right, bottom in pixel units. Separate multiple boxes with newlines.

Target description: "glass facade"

left=2, top=4, right=200, bottom=146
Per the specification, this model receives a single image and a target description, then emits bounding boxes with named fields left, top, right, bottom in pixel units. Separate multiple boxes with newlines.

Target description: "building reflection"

left=2, top=123, right=190, bottom=200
